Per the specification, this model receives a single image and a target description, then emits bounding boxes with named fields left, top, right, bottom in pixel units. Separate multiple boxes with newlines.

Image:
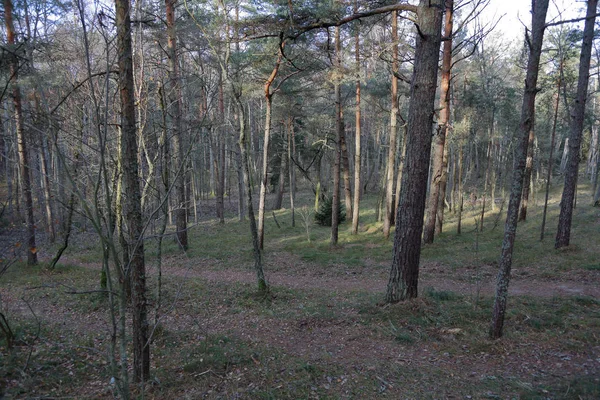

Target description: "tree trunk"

left=166, top=0, right=188, bottom=250
left=237, top=100, right=268, bottom=293
left=519, top=107, right=536, bottom=221
left=4, top=0, right=37, bottom=265
left=541, top=71, right=562, bottom=240
left=275, top=146, right=285, bottom=209
left=257, top=45, right=284, bottom=248
left=423, top=0, right=453, bottom=244
left=216, top=74, right=226, bottom=223
left=555, top=0, right=597, bottom=248
left=116, top=0, right=149, bottom=381
left=331, top=25, right=342, bottom=246
left=383, top=10, right=399, bottom=239
left=490, top=0, right=549, bottom=339
left=385, top=0, right=443, bottom=303
left=287, top=117, right=296, bottom=227
left=258, top=95, right=273, bottom=248
left=351, top=1, right=362, bottom=235
left=340, top=122, right=352, bottom=218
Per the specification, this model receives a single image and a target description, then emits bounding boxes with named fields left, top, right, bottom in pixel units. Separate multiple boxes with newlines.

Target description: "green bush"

left=314, top=196, right=346, bottom=226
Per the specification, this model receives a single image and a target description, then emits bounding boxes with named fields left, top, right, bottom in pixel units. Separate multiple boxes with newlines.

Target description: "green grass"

left=1, top=184, right=599, bottom=398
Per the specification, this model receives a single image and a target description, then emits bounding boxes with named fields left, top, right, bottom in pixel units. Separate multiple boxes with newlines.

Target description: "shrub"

left=314, top=196, right=346, bottom=226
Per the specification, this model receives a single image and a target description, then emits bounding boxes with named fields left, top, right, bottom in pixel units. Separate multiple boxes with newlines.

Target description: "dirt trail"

left=60, top=252, right=597, bottom=299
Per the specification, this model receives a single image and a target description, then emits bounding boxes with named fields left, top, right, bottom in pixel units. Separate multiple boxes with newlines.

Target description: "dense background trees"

left=1, top=0, right=599, bottom=395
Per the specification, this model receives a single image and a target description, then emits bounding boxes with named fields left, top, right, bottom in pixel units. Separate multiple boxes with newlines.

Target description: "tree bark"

left=423, top=0, right=453, bottom=244
left=555, top=0, right=598, bottom=248
left=166, top=0, right=188, bottom=250
left=331, top=26, right=342, bottom=246
left=519, top=107, right=536, bottom=221
left=340, top=122, right=352, bottom=218
left=351, top=1, right=362, bottom=235
left=287, top=117, right=296, bottom=227
left=385, top=0, right=443, bottom=303
left=490, top=0, right=549, bottom=339
left=115, top=0, right=149, bottom=381
left=540, top=70, right=562, bottom=240
left=258, top=46, right=284, bottom=249
left=383, top=10, right=399, bottom=240
left=4, top=0, right=37, bottom=265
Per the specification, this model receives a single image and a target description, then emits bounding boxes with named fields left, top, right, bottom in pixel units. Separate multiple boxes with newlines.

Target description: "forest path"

left=164, top=255, right=600, bottom=299
left=59, top=250, right=599, bottom=299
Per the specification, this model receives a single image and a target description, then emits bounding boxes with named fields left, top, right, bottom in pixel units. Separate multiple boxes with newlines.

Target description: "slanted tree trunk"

left=166, top=0, right=188, bottom=250
left=115, top=0, right=150, bottom=381
left=351, top=0, right=362, bottom=235
left=555, top=0, right=598, bottom=248
left=490, top=0, right=549, bottom=339
left=4, top=0, right=37, bottom=265
left=385, top=0, right=443, bottom=303
left=423, top=0, right=453, bottom=244
left=383, top=10, right=399, bottom=239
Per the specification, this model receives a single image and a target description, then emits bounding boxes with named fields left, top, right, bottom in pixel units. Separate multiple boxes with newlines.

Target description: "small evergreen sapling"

left=314, top=196, right=346, bottom=226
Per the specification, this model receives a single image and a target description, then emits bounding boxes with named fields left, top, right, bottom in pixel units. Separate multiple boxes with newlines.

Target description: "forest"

left=1, top=0, right=599, bottom=398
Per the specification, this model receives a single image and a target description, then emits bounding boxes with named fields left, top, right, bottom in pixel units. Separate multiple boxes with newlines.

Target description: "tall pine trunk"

left=555, top=0, right=598, bottom=248
left=351, top=1, right=362, bottom=234
left=383, top=11, right=399, bottom=239
left=490, top=0, right=549, bottom=339
left=386, top=0, right=443, bottom=303
left=331, top=26, right=342, bottom=246
left=423, top=0, right=453, bottom=244
left=115, top=0, right=149, bottom=381
left=4, top=0, right=37, bottom=265
left=166, top=0, right=188, bottom=250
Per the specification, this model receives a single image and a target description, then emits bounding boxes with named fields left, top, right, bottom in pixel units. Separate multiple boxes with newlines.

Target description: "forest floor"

left=1, top=186, right=599, bottom=399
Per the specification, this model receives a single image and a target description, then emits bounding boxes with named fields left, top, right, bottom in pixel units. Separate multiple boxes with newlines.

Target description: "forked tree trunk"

left=115, top=0, right=150, bottom=381
left=423, top=0, right=453, bottom=244
left=490, top=0, right=549, bottom=339
left=386, top=0, right=443, bottom=303
left=383, top=10, right=399, bottom=239
left=555, top=0, right=598, bottom=248
left=4, top=0, right=37, bottom=265
left=166, top=0, right=188, bottom=250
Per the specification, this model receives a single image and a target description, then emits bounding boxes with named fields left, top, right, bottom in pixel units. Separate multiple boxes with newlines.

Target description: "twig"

left=272, top=212, right=281, bottom=229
